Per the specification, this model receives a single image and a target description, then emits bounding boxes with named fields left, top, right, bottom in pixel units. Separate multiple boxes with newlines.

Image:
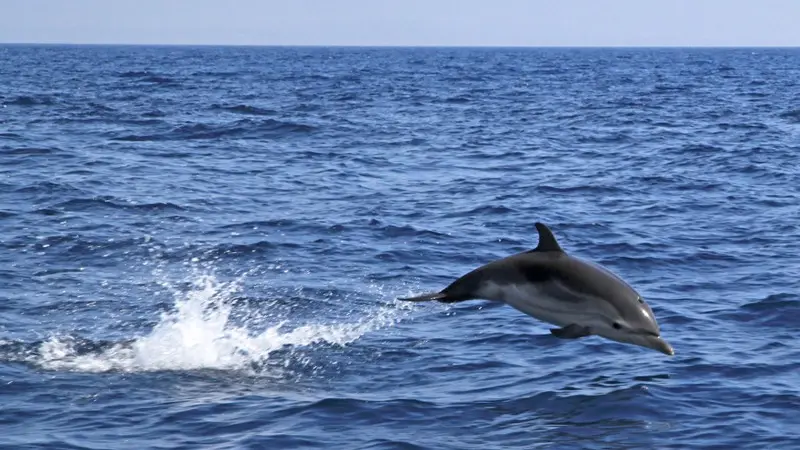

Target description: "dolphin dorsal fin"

left=533, top=222, right=563, bottom=252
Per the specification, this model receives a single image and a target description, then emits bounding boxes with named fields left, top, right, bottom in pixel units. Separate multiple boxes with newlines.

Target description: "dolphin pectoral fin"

left=550, top=324, right=591, bottom=339
left=398, top=292, right=447, bottom=302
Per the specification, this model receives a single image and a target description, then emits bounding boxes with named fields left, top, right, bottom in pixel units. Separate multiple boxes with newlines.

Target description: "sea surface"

left=1, top=45, right=799, bottom=449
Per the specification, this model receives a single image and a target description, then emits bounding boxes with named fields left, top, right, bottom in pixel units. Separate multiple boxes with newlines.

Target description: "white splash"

left=35, top=273, right=412, bottom=373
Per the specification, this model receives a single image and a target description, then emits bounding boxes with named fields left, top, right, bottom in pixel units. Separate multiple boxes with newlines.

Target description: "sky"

left=1, top=0, right=799, bottom=47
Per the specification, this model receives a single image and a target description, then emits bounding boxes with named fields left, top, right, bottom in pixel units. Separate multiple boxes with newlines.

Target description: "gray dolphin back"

left=398, top=222, right=562, bottom=303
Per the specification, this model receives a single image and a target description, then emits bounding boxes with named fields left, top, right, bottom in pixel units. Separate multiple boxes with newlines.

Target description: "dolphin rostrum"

left=399, top=222, right=674, bottom=356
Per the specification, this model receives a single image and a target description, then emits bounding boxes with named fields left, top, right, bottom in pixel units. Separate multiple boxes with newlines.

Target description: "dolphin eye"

left=612, top=322, right=622, bottom=330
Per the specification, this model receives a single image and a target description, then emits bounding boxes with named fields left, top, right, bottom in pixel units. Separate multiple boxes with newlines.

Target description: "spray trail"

left=33, top=272, right=414, bottom=373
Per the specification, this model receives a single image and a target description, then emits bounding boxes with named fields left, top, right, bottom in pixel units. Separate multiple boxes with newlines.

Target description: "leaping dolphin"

left=399, top=222, right=674, bottom=356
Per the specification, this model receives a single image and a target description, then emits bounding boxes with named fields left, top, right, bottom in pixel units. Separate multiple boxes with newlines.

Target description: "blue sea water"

left=1, top=45, right=799, bottom=449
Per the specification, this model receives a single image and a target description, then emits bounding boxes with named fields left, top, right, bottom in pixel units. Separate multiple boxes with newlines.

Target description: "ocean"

left=1, top=45, right=799, bottom=449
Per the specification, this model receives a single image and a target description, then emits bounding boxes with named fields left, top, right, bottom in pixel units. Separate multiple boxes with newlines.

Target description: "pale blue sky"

left=2, top=0, right=799, bottom=47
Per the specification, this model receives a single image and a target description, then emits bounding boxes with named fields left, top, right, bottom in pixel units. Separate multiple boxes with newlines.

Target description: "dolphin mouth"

left=644, top=336, right=674, bottom=356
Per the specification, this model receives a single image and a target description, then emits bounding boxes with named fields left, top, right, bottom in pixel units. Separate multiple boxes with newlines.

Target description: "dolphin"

left=399, top=222, right=674, bottom=356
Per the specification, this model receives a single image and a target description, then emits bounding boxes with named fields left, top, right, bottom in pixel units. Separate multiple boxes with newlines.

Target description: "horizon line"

left=2, top=41, right=800, bottom=49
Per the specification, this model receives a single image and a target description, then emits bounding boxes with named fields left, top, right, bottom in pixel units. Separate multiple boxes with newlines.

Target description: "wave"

left=54, top=116, right=165, bottom=127
left=576, top=132, right=632, bottom=144
left=3, top=273, right=412, bottom=373
left=443, top=96, right=470, bottom=104
left=118, top=70, right=152, bottom=78
left=670, top=144, right=725, bottom=154
left=651, top=84, right=692, bottom=93
left=0, top=233, right=156, bottom=256
left=537, top=184, right=627, bottom=194
left=4, top=147, right=57, bottom=156
left=4, top=95, right=56, bottom=106
left=210, top=104, right=277, bottom=116
left=717, top=122, right=768, bottom=130
left=117, top=71, right=175, bottom=84
left=86, top=101, right=116, bottom=113
left=14, top=180, right=85, bottom=195
left=710, top=293, right=799, bottom=329
left=285, top=396, right=438, bottom=417
left=443, top=205, right=516, bottom=217
left=142, top=109, right=168, bottom=118
left=112, top=119, right=315, bottom=141
left=52, top=197, right=185, bottom=213
left=218, top=219, right=301, bottom=229
left=779, top=109, right=800, bottom=123
left=216, top=219, right=350, bottom=237
left=379, top=224, right=449, bottom=239
left=740, top=293, right=798, bottom=312
left=141, top=75, right=174, bottom=83
left=201, top=240, right=302, bottom=258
